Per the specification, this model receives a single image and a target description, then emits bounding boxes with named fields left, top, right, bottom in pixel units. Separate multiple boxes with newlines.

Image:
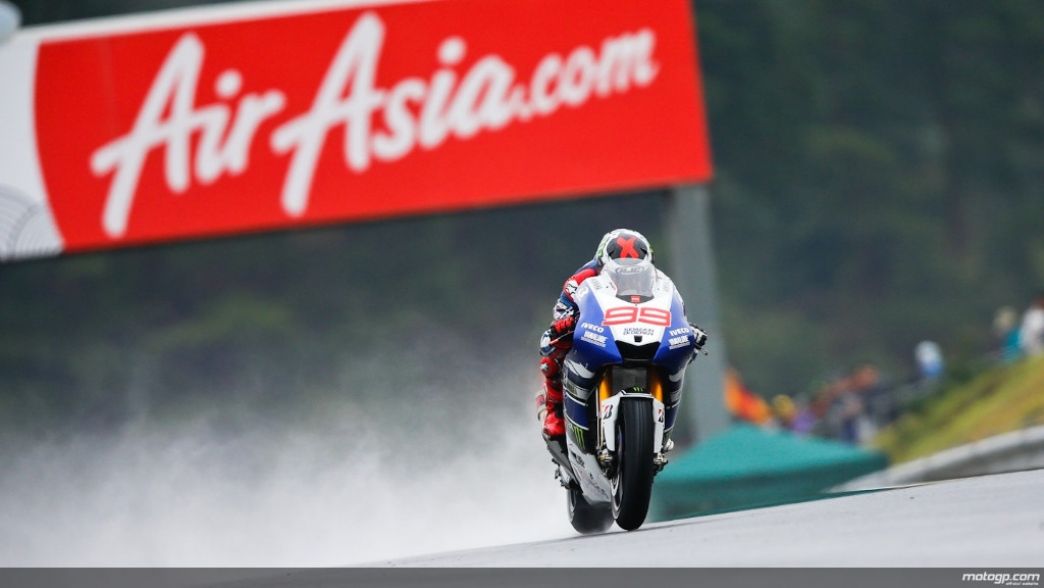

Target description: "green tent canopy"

left=651, top=425, right=888, bottom=521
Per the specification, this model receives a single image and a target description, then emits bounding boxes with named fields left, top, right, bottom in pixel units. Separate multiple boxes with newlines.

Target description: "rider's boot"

left=536, top=381, right=565, bottom=440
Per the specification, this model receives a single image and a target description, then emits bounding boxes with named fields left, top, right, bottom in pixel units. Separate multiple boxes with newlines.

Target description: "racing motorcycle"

left=546, top=259, right=703, bottom=533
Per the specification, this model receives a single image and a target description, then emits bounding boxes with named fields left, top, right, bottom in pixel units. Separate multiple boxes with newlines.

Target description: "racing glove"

left=689, top=323, right=708, bottom=351
left=549, top=312, right=578, bottom=340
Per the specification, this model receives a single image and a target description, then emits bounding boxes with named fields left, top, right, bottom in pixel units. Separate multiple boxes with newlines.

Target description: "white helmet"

left=595, top=228, right=653, bottom=266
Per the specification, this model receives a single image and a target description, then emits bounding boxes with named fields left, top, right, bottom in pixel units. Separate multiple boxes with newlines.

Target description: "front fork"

left=595, top=370, right=671, bottom=473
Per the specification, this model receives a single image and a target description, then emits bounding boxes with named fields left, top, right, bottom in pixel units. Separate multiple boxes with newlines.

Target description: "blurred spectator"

left=851, top=364, right=889, bottom=442
left=914, top=340, right=944, bottom=381
left=809, top=376, right=844, bottom=439
left=1018, top=292, right=1044, bottom=356
left=811, top=372, right=860, bottom=443
left=768, top=294, right=1042, bottom=447
left=771, top=394, right=796, bottom=428
left=804, top=363, right=893, bottom=444
left=835, top=386, right=864, bottom=444
left=789, top=406, right=817, bottom=436
left=724, top=367, right=773, bottom=425
left=993, top=306, right=1022, bottom=362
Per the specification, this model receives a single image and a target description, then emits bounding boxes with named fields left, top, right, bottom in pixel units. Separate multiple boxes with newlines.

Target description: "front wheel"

left=567, top=486, right=613, bottom=534
left=611, top=399, right=655, bottom=531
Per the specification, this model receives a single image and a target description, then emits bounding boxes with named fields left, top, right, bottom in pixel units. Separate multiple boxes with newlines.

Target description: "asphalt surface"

left=379, top=468, right=1044, bottom=567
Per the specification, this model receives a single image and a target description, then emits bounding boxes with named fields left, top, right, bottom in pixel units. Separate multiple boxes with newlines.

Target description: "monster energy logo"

left=569, top=422, right=587, bottom=450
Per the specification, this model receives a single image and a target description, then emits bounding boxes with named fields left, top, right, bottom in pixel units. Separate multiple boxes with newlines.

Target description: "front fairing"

left=651, top=290, right=700, bottom=373
left=571, top=272, right=695, bottom=372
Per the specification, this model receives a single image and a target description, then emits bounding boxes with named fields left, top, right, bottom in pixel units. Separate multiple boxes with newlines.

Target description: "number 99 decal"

left=603, top=307, right=672, bottom=326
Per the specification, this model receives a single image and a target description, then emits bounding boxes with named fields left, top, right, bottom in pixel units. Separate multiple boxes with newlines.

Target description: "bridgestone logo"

left=962, top=572, right=1040, bottom=586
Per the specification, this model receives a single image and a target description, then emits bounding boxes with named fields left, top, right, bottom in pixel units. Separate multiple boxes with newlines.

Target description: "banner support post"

left=665, top=184, right=729, bottom=445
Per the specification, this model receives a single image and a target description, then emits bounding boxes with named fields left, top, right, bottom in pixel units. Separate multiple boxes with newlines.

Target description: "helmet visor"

left=604, top=259, right=656, bottom=297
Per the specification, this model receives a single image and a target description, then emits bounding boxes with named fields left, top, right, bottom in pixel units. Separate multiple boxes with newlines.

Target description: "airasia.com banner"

left=0, top=0, right=712, bottom=260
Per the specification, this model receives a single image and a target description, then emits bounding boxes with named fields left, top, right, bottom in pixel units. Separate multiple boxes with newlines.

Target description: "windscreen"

left=603, top=259, right=657, bottom=297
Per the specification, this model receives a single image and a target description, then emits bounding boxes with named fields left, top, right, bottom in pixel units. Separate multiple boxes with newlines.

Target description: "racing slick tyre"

left=567, top=486, right=613, bottom=534
left=611, top=399, right=655, bottom=531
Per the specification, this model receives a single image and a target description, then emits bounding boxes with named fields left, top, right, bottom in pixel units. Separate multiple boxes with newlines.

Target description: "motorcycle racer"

left=537, top=228, right=707, bottom=440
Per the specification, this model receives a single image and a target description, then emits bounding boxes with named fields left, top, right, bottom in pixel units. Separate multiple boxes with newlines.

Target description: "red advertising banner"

left=20, top=0, right=712, bottom=254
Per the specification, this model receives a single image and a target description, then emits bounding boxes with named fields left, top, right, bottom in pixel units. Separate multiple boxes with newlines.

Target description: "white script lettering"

left=90, top=13, right=659, bottom=236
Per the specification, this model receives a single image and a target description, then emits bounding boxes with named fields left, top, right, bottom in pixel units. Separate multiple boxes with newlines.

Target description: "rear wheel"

left=611, top=399, right=655, bottom=531
left=567, top=486, right=613, bottom=534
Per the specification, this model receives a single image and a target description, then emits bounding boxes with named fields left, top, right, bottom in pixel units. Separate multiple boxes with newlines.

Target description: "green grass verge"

left=873, top=355, right=1044, bottom=463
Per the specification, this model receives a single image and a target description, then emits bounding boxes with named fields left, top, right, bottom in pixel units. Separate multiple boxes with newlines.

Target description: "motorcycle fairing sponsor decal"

left=668, top=335, right=690, bottom=349
left=565, top=391, right=591, bottom=430
left=622, top=326, right=654, bottom=336
left=601, top=306, right=671, bottom=327
left=581, top=330, right=608, bottom=347
left=568, top=422, right=587, bottom=452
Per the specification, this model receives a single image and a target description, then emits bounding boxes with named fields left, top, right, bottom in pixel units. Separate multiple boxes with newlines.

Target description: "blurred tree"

left=0, top=0, right=1041, bottom=430
left=697, top=0, right=1043, bottom=394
